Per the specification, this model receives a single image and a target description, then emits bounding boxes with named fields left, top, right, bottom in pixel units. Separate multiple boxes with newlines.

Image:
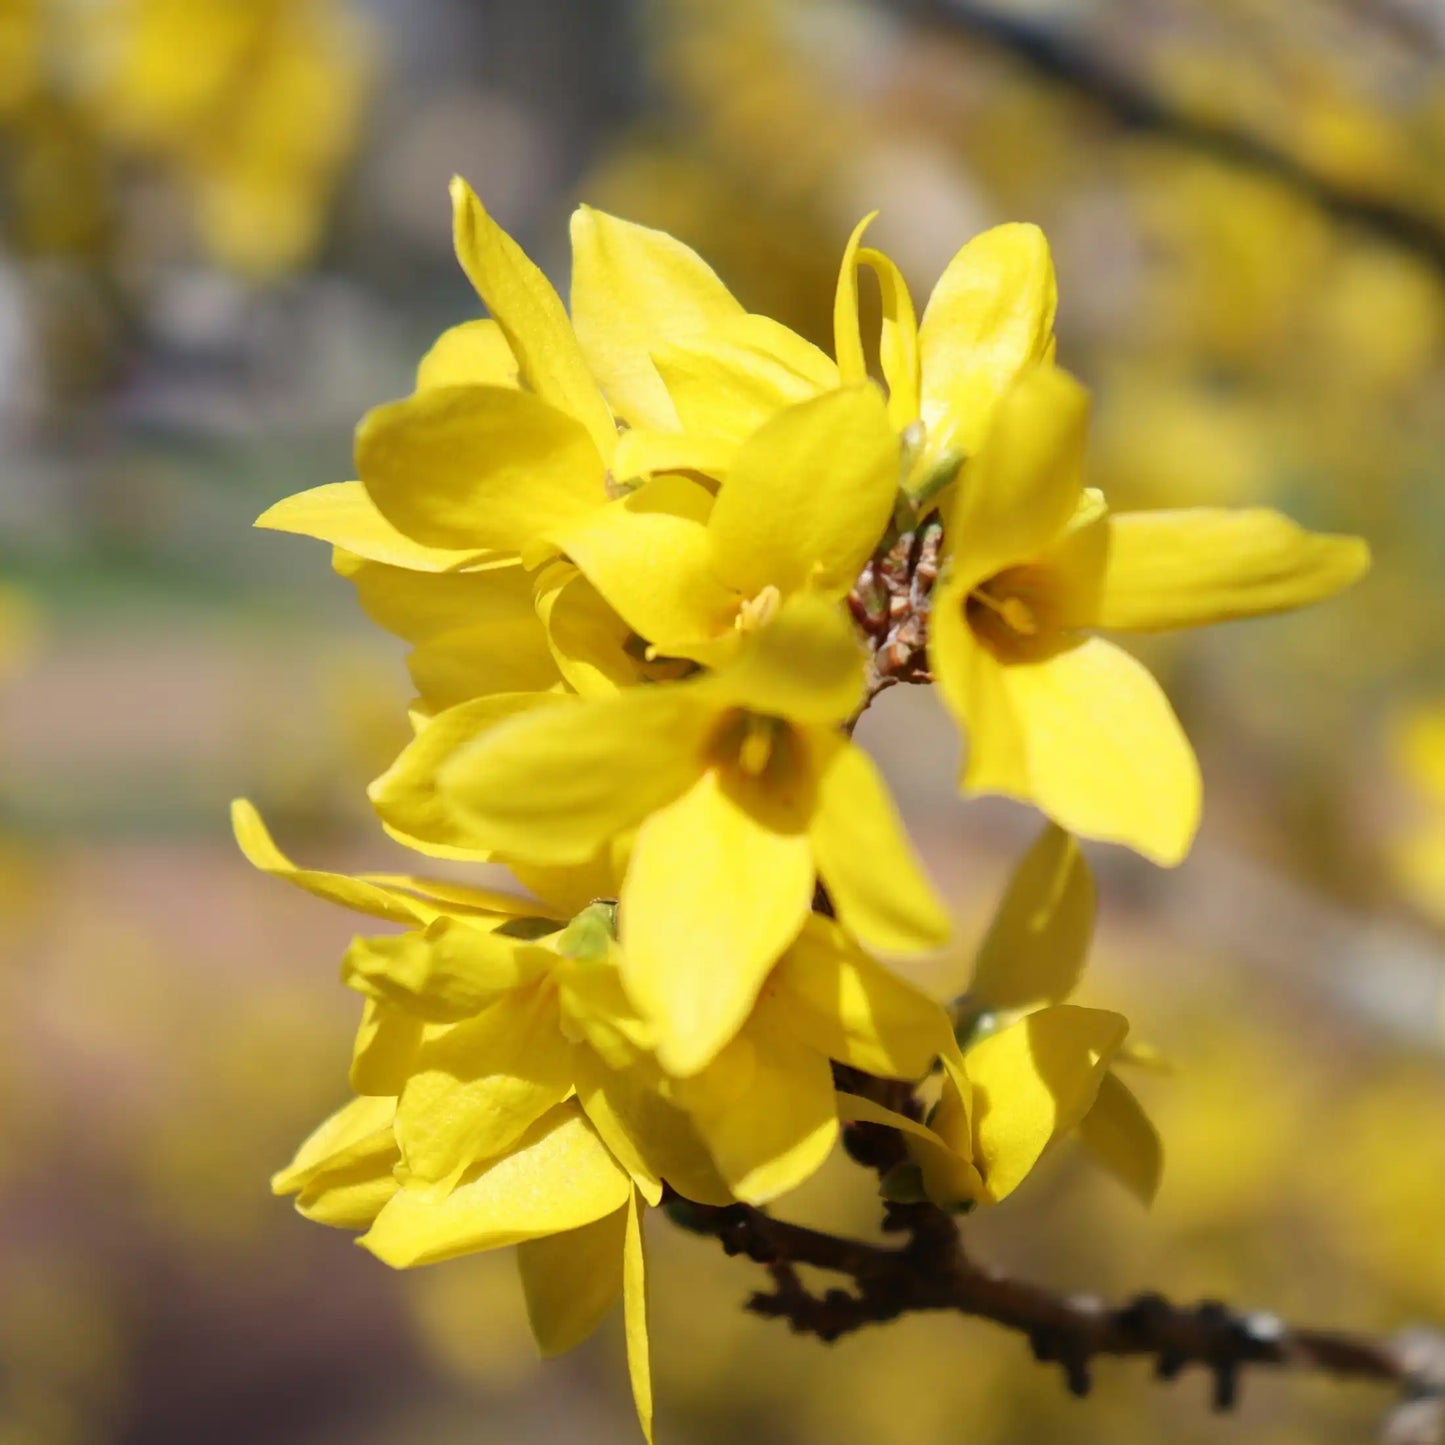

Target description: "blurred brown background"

left=3, top=1, right=1445, bottom=1441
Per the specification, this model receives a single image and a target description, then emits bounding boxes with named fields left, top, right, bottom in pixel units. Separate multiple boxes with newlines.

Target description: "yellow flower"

left=958, top=822, right=1163, bottom=1206
left=929, top=365, right=1370, bottom=864
left=382, top=597, right=950, bottom=1075
left=249, top=794, right=955, bottom=1443
left=1387, top=702, right=1445, bottom=930
left=548, top=385, right=900, bottom=666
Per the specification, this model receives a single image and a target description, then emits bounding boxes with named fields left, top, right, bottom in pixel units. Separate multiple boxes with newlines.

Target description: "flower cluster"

left=243, top=178, right=1368, bottom=1439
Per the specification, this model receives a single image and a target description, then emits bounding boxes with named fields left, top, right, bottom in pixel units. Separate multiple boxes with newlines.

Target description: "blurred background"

left=2, top=1, right=1445, bottom=1441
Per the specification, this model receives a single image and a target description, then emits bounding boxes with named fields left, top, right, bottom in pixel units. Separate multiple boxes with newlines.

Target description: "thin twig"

left=666, top=1191, right=1438, bottom=1409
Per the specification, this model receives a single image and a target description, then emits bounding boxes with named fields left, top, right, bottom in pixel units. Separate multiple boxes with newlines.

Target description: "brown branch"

left=666, top=1188, right=1442, bottom=1412
left=888, top=0, right=1445, bottom=277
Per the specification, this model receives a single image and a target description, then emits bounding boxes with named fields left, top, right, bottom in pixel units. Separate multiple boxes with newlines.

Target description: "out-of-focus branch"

left=889, top=0, right=1445, bottom=275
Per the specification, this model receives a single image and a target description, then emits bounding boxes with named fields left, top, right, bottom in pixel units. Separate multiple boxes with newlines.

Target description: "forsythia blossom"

left=246, top=179, right=1368, bottom=1439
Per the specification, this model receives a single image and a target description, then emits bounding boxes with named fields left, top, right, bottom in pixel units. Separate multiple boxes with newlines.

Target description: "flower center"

left=965, top=566, right=1060, bottom=660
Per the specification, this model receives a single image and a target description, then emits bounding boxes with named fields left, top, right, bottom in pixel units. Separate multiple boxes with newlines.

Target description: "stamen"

left=736, top=584, right=782, bottom=633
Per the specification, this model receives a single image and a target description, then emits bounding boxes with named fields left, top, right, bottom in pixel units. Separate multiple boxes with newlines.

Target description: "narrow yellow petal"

left=438, top=689, right=714, bottom=864
left=361, top=1102, right=630, bottom=1267
left=1096, top=508, right=1371, bottom=632
left=257, top=482, right=498, bottom=571
left=970, top=823, right=1095, bottom=1012
left=369, top=693, right=567, bottom=859
left=918, top=223, right=1057, bottom=463
left=943, top=365, right=1088, bottom=593
left=1077, top=1071, right=1163, bottom=1207
left=622, top=769, right=815, bottom=1076
left=809, top=735, right=951, bottom=953
left=773, top=915, right=952, bottom=1079
left=232, top=799, right=426, bottom=925
left=674, top=1006, right=838, bottom=1204
left=999, top=638, right=1202, bottom=866
left=517, top=1206, right=626, bottom=1357
left=357, top=384, right=603, bottom=552
left=415, top=318, right=519, bottom=392
left=570, top=205, right=745, bottom=433
left=858, top=244, right=922, bottom=431
left=623, top=1188, right=654, bottom=1445
left=832, top=212, right=877, bottom=386
left=707, top=386, right=900, bottom=600
left=966, top=1004, right=1128, bottom=1202
left=450, top=177, right=615, bottom=456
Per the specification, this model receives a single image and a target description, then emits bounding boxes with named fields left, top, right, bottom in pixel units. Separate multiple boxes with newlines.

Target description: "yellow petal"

left=673, top=1006, right=838, bottom=1205
left=928, top=580, right=1030, bottom=798
left=653, top=314, right=836, bottom=447
left=438, top=689, right=715, bottom=865
left=257, top=481, right=499, bottom=571
left=623, top=1188, right=654, bottom=1445
left=232, top=799, right=426, bottom=925
left=622, top=768, right=815, bottom=1076
left=357, top=384, right=603, bottom=552
left=698, top=594, right=865, bottom=726
left=549, top=477, right=739, bottom=653
left=970, top=823, right=1094, bottom=1012
left=517, top=1206, right=626, bottom=1357
left=534, top=564, right=665, bottom=698
left=394, top=983, right=574, bottom=1193
left=772, top=915, right=952, bottom=1079
left=409, top=622, right=565, bottom=712
left=274, top=1095, right=401, bottom=1230
left=416, top=318, right=519, bottom=392
left=707, top=386, right=899, bottom=600
left=859, top=244, right=922, bottom=432
left=361, top=1101, right=630, bottom=1267
left=335, top=553, right=526, bottom=644
left=1077, top=1071, right=1163, bottom=1207
left=943, top=365, right=1087, bottom=593
left=966, top=1004, right=1128, bottom=1202
left=569, top=205, right=746, bottom=433
left=832, top=216, right=921, bottom=429
left=832, top=213, right=878, bottom=387
left=809, top=735, right=952, bottom=953
left=997, top=637, right=1202, bottom=867
left=918, top=223, right=1057, bottom=463
left=273, top=1094, right=396, bottom=1195
left=341, top=917, right=552, bottom=1022
left=572, top=1049, right=733, bottom=1208
left=351, top=1000, right=427, bottom=1096
left=1096, top=508, right=1371, bottom=632
left=612, top=425, right=738, bottom=485
left=450, top=177, right=615, bottom=456
left=370, top=693, right=567, bottom=859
